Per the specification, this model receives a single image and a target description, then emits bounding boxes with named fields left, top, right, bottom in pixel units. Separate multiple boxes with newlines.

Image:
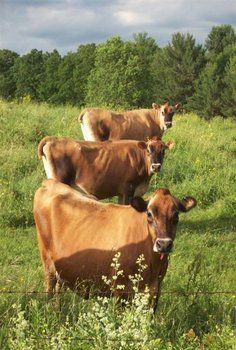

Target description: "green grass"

left=0, top=100, right=235, bottom=349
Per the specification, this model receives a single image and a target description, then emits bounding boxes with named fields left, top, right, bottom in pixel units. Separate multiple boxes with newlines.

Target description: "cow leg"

left=54, top=274, right=63, bottom=309
left=44, top=265, right=57, bottom=296
left=152, top=262, right=169, bottom=312
left=41, top=253, right=57, bottom=296
left=152, top=291, right=161, bottom=313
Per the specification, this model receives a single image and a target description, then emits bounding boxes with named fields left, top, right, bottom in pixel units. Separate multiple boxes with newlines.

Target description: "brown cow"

left=79, top=102, right=180, bottom=141
left=33, top=179, right=196, bottom=310
left=38, top=136, right=174, bottom=204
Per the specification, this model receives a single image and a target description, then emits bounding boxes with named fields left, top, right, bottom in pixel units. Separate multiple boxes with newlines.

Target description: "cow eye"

left=147, top=211, right=153, bottom=221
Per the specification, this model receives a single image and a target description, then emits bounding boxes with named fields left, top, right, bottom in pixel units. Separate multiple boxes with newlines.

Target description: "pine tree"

left=191, top=25, right=236, bottom=118
left=205, top=24, right=236, bottom=57
left=222, top=54, right=236, bottom=117
left=152, top=33, right=205, bottom=108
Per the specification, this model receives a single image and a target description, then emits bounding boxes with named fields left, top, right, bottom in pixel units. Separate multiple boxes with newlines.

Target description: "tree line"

left=0, top=24, right=235, bottom=119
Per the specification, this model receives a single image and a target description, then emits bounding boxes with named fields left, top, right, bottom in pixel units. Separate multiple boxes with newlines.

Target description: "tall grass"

left=0, top=100, right=235, bottom=349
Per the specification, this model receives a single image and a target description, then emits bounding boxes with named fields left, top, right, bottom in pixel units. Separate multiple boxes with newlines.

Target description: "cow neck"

left=151, top=107, right=161, bottom=124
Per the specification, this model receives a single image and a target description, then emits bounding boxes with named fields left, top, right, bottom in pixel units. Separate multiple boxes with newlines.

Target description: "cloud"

left=0, top=0, right=235, bottom=54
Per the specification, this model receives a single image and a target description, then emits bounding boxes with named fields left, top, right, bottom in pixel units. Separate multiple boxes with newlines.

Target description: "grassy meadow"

left=0, top=100, right=235, bottom=349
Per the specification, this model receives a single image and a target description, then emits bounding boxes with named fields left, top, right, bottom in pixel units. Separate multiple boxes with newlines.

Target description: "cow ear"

left=131, top=197, right=148, bottom=212
left=164, top=101, right=170, bottom=106
left=165, top=140, right=175, bottom=150
left=178, top=196, right=197, bottom=212
left=174, top=103, right=181, bottom=110
left=138, top=141, right=147, bottom=150
left=152, top=103, right=160, bottom=109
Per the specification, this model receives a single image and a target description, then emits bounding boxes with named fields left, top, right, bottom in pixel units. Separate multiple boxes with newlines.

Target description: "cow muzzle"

left=153, top=238, right=173, bottom=253
left=165, top=121, right=172, bottom=129
left=150, top=163, right=162, bottom=173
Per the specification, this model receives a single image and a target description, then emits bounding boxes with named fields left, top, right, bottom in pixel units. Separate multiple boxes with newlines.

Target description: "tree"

left=13, top=49, right=45, bottom=100
left=57, top=52, right=77, bottom=104
left=38, top=50, right=61, bottom=103
left=133, top=33, right=158, bottom=106
left=222, top=54, right=236, bottom=117
left=73, top=43, right=96, bottom=106
left=190, top=25, right=236, bottom=118
left=205, top=24, right=236, bottom=57
left=0, top=49, right=19, bottom=99
left=151, top=33, right=205, bottom=108
left=86, top=36, right=143, bottom=108
left=190, top=44, right=236, bottom=118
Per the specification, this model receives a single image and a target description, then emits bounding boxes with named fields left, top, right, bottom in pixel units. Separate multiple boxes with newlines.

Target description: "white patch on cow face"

left=159, top=106, right=167, bottom=131
left=81, top=112, right=96, bottom=141
left=153, top=237, right=173, bottom=253
left=150, top=163, right=162, bottom=174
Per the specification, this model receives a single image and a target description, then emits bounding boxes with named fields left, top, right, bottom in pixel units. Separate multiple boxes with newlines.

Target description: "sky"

left=0, top=0, right=235, bottom=55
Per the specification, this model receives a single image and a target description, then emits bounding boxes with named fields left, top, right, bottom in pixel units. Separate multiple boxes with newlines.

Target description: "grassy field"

left=0, top=100, right=235, bottom=349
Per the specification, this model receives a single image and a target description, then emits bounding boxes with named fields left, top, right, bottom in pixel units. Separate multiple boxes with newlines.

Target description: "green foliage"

left=0, top=101, right=235, bottom=349
left=0, top=25, right=236, bottom=118
left=87, top=32, right=157, bottom=108
left=222, top=54, right=236, bottom=117
left=86, top=36, right=146, bottom=108
left=13, top=49, right=45, bottom=100
left=132, top=32, right=158, bottom=106
left=56, top=52, right=78, bottom=105
left=38, top=50, right=62, bottom=104
left=190, top=44, right=236, bottom=118
left=73, top=43, right=96, bottom=106
left=0, top=49, right=19, bottom=99
left=152, top=33, right=205, bottom=107
left=56, top=46, right=96, bottom=106
left=205, top=24, right=236, bottom=57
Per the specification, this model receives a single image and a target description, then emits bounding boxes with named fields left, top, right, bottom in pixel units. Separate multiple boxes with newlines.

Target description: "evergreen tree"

left=205, top=24, right=236, bottom=57
left=39, top=50, right=61, bottom=103
left=222, top=54, right=236, bottom=117
left=152, top=33, right=205, bottom=108
left=13, top=49, right=45, bottom=100
left=0, top=49, right=19, bottom=99
left=191, top=25, right=236, bottom=119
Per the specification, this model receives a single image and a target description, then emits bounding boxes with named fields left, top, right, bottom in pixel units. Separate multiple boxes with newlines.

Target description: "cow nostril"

left=156, top=239, right=173, bottom=253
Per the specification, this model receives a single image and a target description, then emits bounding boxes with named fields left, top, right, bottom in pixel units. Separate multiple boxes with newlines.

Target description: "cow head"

left=152, top=102, right=181, bottom=131
left=138, top=137, right=174, bottom=174
left=131, top=188, right=196, bottom=257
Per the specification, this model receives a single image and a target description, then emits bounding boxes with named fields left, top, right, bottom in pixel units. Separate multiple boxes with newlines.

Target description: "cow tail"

left=79, top=110, right=100, bottom=141
left=38, top=136, right=54, bottom=159
left=78, top=109, right=87, bottom=123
